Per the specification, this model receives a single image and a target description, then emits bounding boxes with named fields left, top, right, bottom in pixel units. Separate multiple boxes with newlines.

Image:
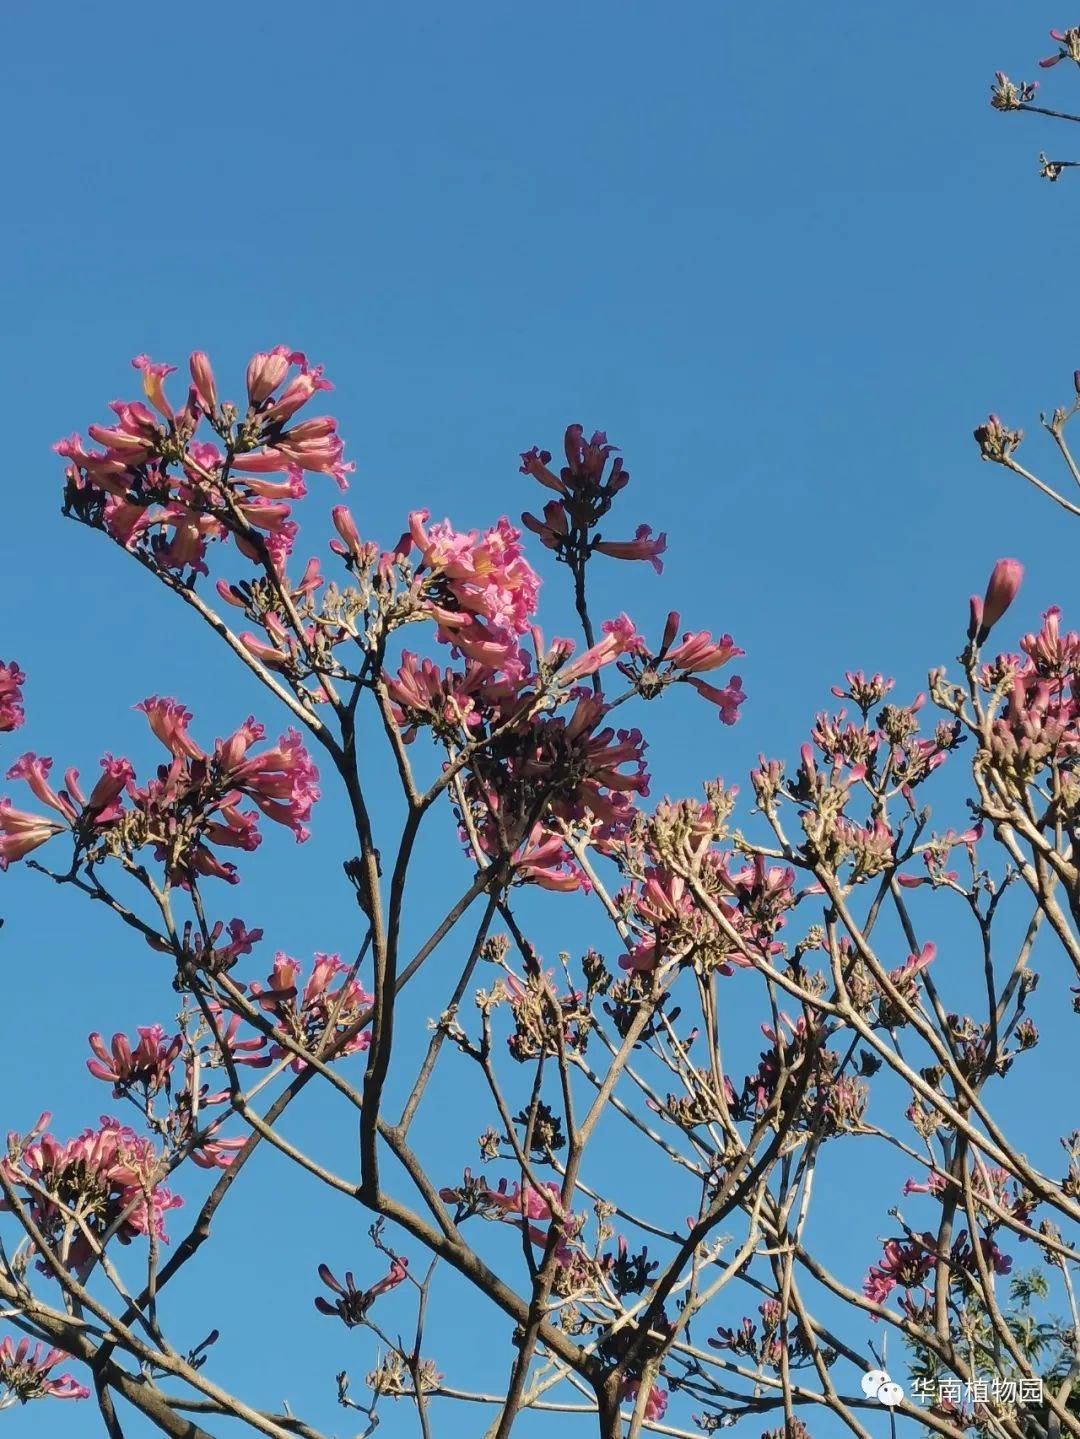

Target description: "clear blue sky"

left=2, top=3, right=1078, bottom=1435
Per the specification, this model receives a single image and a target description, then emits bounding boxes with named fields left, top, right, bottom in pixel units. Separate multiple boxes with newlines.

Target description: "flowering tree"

left=2, top=226, right=1080, bottom=1439
left=0, top=348, right=1070, bottom=1439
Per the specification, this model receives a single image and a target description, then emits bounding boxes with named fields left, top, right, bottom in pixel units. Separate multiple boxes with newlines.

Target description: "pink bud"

left=660, top=611, right=680, bottom=654
left=246, top=347, right=296, bottom=406
left=189, top=351, right=218, bottom=413
left=331, top=505, right=362, bottom=559
left=967, top=595, right=983, bottom=642
left=1073, top=369, right=1080, bottom=396
left=978, top=558, right=1023, bottom=642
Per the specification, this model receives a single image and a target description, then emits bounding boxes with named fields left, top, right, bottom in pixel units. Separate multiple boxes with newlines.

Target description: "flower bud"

left=189, top=351, right=218, bottom=413
left=977, top=558, right=1024, bottom=643
left=331, top=505, right=363, bottom=560
left=967, top=595, right=983, bottom=642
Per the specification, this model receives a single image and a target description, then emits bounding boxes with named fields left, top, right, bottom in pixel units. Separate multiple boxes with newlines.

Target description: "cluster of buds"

left=1039, top=26, right=1080, bottom=67
left=970, top=1167, right=1037, bottom=1231
left=973, top=413, right=1024, bottom=463
left=365, top=1350, right=443, bottom=1398
left=86, top=1018, right=264, bottom=1170
left=315, top=1256, right=409, bottom=1326
left=989, top=72, right=1039, bottom=110
left=710, top=1299, right=815, bottom=1373
left=605, top=1236, right=660, bottom=1298
left=499, top=967, right=592, bottom=1063
left=875, top=943, right=938, bottom=1029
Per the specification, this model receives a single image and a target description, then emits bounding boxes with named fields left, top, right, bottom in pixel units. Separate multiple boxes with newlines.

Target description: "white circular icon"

left=861, top=1369, right=904, bottom=1406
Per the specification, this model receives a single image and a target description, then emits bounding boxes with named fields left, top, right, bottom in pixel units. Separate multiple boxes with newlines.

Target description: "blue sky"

left=2, top=3, right=1079, bottom=1435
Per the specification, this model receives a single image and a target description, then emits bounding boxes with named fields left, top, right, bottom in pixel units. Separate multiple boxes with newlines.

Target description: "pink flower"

left=618, top=1379, right=668, bottom=1421
left=903, top=1171, right=947, bottom=1197
left=889, top=942, right=937, bottom=990
left=439, top=1172, right=582, bottom=1262
left=520, top=498, right=570, bottom=553
left=136, top=697, right=205, bottom=760
left=261, top=366, right=333, bottom=424
left=0, top=1337, right=89, bottom=1403
left=594, top=523, right=668, bottom=574
left=0, top=661, right=26, bottom=732
left=6, top=753, right=78, bottom=821
left=384, top=653, right=490, bottom=739
left=556, top=614, right=645, bottom=683
left=219, top=726, right=320, bottom=842
left=78, top=755, right=136, bottom=816
left=410, top=511, right=542, bottom=639
left=1021, top=606, right=1080, bottom=675
left=977, top=558, right=1023, bottom=643
left=663, top=623, right=743, bottom=675
left=687, top=673, right=747, bottom=724
left=274, top=425, right=353, bottom=491
left=0, top=799, right=65, bottom=868
left=192, top=918, right=264, bottom=972
left=131, top=354, right=178, bottom=420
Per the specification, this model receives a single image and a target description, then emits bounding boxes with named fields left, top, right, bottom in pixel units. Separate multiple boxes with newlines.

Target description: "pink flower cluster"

left=0, top=662, right=25, bottom=733
left=248, top=952, right=373, bottom=1069
left=520, top=424, right=667, bottom=572
left=618, top=1377, right=669, bottom=1421
left=85, top=1019, right=263, bottom=1171
left=615, top=807, right=795, bottom=974
left=0, top=699, right=318, bottom=880
left=0, top=1337, right=88, bottom=1404
left=985, top=604, right=1080, bottom=781
left=385, top=617, right=652, bottom=889
left=862, top=1213, right=1013, bottom=1312
left=862, top=1234, right=936, bottom=1306
left=439, top=1172, right=583, bottom=1265
left=1, top=1114, right=182, bottom=1273
left=56, top=347, right=352, bottom=577
left=87, top=1024, right=183, bottom=1096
